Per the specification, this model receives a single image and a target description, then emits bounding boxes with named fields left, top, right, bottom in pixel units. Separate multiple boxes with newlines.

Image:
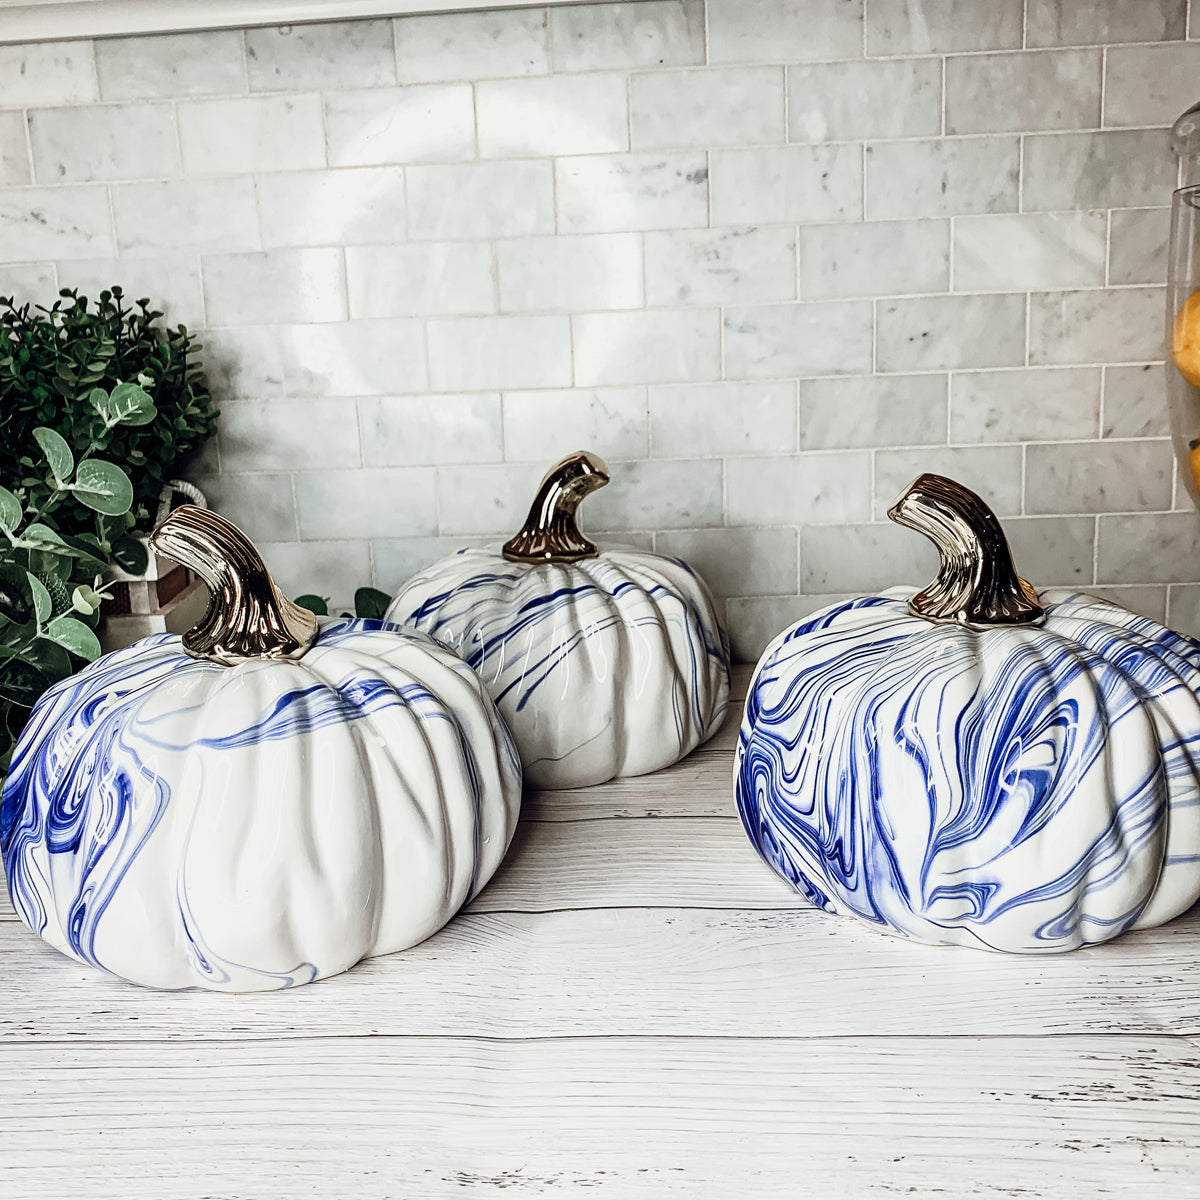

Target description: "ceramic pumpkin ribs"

left=736, top=473, right=1200, bottom=954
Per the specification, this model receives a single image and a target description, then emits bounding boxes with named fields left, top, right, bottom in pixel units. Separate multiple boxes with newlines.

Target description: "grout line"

left=1099, top=45, right=1108, bottom=129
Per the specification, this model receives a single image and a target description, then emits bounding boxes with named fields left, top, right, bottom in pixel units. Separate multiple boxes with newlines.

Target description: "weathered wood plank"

left=1, top=1035, right=1197, bottom=1198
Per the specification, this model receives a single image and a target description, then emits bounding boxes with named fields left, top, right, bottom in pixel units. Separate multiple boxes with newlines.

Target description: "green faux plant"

left=295, top=588, right=392, bottom=621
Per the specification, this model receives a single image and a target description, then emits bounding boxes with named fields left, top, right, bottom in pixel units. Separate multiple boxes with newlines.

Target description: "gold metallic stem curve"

left=502, top=450, right=611, bottom=564
left=149, top=504, right=318, bottom=665
left=887, top=473, right=1044, bottom=629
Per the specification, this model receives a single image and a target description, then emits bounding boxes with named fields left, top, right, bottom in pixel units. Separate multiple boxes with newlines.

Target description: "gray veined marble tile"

left=630, top=67, right=785, bottom=151
left=347, top=242, right=495, bottom=318
left=1168, top=585, right=1200, bottom=638
left=1029, top=287, right=1165, bottom=365
left=435, top=461, right=550, bottom=536
left=865, top=138, right=1020, bottom=220
left=1097, top=512, right=1200, bottom=584
left=797, top=375, right=948, bottom=451
left=503, top=387, right=649, bottom=463
left=95, top=32, right=245, bottom=101
left=373, top=535, right=496, bottom=593
left=498, top=234, right=643, bottom=313
left=0, top=42, right=99, bottom=108
left=218, top=399, right=362, bottom=473
left=202, top=249, right=347, bottom=326
left=950, top=367, right=1101, bottom=443
left=112, top=178, right=260, bottom=255
left=29, top=103, right=179, bottom=184
left=1104, top=43, right=1200, bottom=129
left=256, top=167, right=407, bottom=249
left=800, top=522, right=938, bottom=594
left=0, top=264, right=56, bottom=308
left=258, top=540, right=372, bottom=613
left=550, top=1, right=705, bottom=71
left=555, top=152, right=708, bottom=234
left=178, top=95, right=326, bottom=175
left=655, top=527, right=798, bottom=598
left=246, top=21, right=396, bottom=93
left=199, top=325, right=286, bottom=401
left=1103, top=364, right=1171, bottom=438
left=1025, top=439, right=1174, bottom=515
left=650, top=381, right=797, bottom=457
left=1026, top=0, right=1186, bottom=47
left=726, top=452, right=871, bottom=526
left=1108, top=208, right=1171, bottom=288
left=999, top=516, right=1097, bottom=588
left=876, top=293, right=1026, bottom=373
left=0, top=112, right=30, bottom=187
left=644, top=226, right=797, bottom=307
left=574, top=308, right=721, bottom=387
left=359, top=394, right=503, bottom=466
left=325, top=85, right=475, bottom=167
left=428, top=315, right=572, bottom=391
left=278, top=320, right=428, bottom=397
left=724, top=301, right=873, bottom=378
left=192, top=471, right=298, bottom=542
left=477, top=73, right=629, bottom=157
left=865, top=0, right=1023, bottom=54
left=873, top=444, right=1023, bottom=518
left=710, top=145, right=863, bottom=225
left=395, top=8, right=548, bottom=83
left=408, top=161, right=555, bottom=240
left=1079, top=585, right=1167, bottom=625
left=58, top=255, right=206, bottom=330
left=797, top=220, right=949, bottom=300
left=582, top=458, right=725, bottom=531
left=953, top=212, right=1106, bottom=292
left=725, top=594, right=860, bottom=661
left=707, top=0, right=864, bottom=64
left=297, top=467, right=438, bottom=540
left=0, top=186, right=113, bottom=261
left=1022, top=130, right=1176, bottom=212
left=788, top=58, right=941, bottom=144
left=945, top=50, right=1101, bottom=135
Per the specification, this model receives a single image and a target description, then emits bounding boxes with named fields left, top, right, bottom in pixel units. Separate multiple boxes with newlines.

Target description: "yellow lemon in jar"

left=1173, top=290, right=1200, bottom=388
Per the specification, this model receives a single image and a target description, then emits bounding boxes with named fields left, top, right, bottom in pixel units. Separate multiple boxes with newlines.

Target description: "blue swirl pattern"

left=2, top=619, right=522, bottom=990
left=388, top=547, right=730, bottom=790
left=734, top=589, right=1200, bottom=953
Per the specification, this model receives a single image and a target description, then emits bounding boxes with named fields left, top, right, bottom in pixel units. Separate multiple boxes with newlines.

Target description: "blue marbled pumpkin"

left=735, top=587, right=1200, bottom=953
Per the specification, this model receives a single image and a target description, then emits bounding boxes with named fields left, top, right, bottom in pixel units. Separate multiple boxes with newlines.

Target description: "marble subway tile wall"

left=0, top=0, right=1197, bottom=658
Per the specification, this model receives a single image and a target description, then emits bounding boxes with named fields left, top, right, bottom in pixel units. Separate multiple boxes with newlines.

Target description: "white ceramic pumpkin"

left=387, top=452, right=730, bottom=789
left=735, top=473, right=1200, bottom=954
left=1, top=506, right=522, bottom=991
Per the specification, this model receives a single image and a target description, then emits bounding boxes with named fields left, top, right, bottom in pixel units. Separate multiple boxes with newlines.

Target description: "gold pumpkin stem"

left=502, top=451, right=611, bottom=564
left=149, top=504, right=318, bottom=665
left=887, top=473, right=1044, bottom=629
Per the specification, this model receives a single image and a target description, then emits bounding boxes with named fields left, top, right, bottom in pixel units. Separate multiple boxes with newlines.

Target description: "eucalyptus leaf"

left=0, top=485, right=21, bottom=533
left=0, top=564, right=32, bottom=624
left=294, top=594, right=329, bottom=617
left=72, top=459, right=134, bottom=516
left=32, top=427, right=73, bottom=483
left=0, top=660, right=49, bottom=706
left=354, top=587, right=391, bottom=621
left=112, top=534, right=149, bottom=576
left=26, top=573, right=51, bottom=625
left=93, top=381, right=157, bottom=428
left=44, top=615, right=102, bottom=661
left=71, top=584, right=103, bottom=615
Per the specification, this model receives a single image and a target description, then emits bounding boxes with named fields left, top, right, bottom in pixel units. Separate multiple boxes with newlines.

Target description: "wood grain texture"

left=2, top=1035, right=1198, bottom=1199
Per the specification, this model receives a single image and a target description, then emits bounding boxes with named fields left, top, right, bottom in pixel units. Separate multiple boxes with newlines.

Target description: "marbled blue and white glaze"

left=735, top=588, right=1200, bottom=953
left=388, top=548, right=730, bottom=789
left=1, top=619, right=522, bottom=990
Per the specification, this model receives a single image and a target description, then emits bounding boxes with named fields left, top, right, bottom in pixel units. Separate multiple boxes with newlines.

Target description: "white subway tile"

left=865, top=138, right=1020, bottom=219
left=631, top=67, right=784, bottom=150
left=711, top=145, right=862, bottom=225
left=0, top=42, right=99, bottom=108
left=428, top=315, right=572, bottom=391
left=296, top=467, right=437, bottom=540
left=877, top=293, right=1026, bottom=372
left=551, top=1, right=705, bottom=71
left=256, top=167, right=406, bottom=248
left=556, top=151, right=708, bottom=233
left=1098, top=513, right=1200, bottom=584
left=583, top=458, right=725, bottom=531
left=0, top=112, right=30, bottom=186
left=178, top=95, right=326, bottom=175
left=0, top=263, right=56, bottom=307
left=1026, top=0, right=1186, bottom=46
left=0, top=187, right=113, bottom=260
left=573, top=309, right=722, bottom=386
left=650, top=381, right=797, bottom=457
left=953, top=212, right=1106, bottom=292
left=951, top=368, right=1101, bottom=443
left=202, top=249, right=346, bottom=325
left=1003, top=516, right=1097, bottom=589
left=788, top=59, right=941, bottom=143
left=395, top=8, right=548, bottom=83
left=218, top=399, right=361, bottom=472
left=373, top=535, right=495, bottom=592
left=359, top=394, right=503, bottom=465
left=1082, top=586, right=1166, bottom=625
left=408, top=161, right=554, bottom=239
left=29, top=103, right=179, bottom=183
left=112, top=178, right=259, bottom=254
left=873, top=445, right=1024, bottom=518
left=1022, top=131, right=1175, bottom=212
left=801, top=523, right=937, bottom=594
left=726, top=594, right=859, bottom=660
left=1029, top=287, right=1165, bottom=365
left=797, top=220, right=949, bottom=300
left=945, top=50, right=1101, bottom=135
left=325, top=85, right=475, bottom=167
left=797, top=375, right=948, bottom=450
left=503, top=387, right=649, bottom=463
left=645, top=226, right=796, bottom=306
left=435, top=462, right=545, bottom=535
left=1026, top=440, right=1173, bottom=515
left=201, top=325, right=286, bottom=400
left=726, top=452, right=871, bottom=526
left=1108, top=208, right=1170, bottom=288
left=246, top=21, right=395, bottom=92
left=708, top=0, right=863, bottom=63
left=278, top=320, right=427, bottom=397
left=1168, top=585, right=1200, bottom=637
left=724, top=301, right=873, bottom=378
left=656, top=527, right=798, bottom=597
left=498, top=234, right=642, bottom=313
left=865, top=0, right=1023, bottom=54
left=259, top=540, right=372, bottom=611
left=193, top=471, right=298, bottom=542
left=57, top=256, right=205, bottom=330
left=95, top=31, right=246, bottom=100
left=347, top=243, right=495, bottom=318
left=477, top=74, right=628, bottom=157
left=1103, top=364, right=1170, bottom=438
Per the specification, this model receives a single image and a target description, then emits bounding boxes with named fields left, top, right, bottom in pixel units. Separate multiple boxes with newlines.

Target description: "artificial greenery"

left=1, top=288, right=218, bottom=536
left=295, top=588, right=392, bottom=621
left=0, top=383, right=158, bottom=770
